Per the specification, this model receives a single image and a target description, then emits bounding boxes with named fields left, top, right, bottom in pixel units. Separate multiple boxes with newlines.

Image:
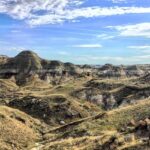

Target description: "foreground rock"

left=8, top=95, right=90, bottom=125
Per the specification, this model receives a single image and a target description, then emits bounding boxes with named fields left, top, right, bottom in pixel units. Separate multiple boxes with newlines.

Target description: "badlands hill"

left=0, top=51, right=150, bottom=150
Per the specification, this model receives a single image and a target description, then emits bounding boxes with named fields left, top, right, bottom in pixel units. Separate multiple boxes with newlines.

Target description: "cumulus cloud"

left=1, top=1, right=150, bottom=26
left=0, top=0, right=83, bottom=24
left=28, top=7, right=150, bottom=26
left=109, top=23, right=150, bottom=38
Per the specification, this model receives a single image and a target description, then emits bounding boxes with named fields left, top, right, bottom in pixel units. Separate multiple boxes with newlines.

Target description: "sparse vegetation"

left=0, top=51, right=149, bottom=149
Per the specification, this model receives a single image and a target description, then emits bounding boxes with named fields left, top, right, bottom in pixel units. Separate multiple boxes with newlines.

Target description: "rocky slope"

left=0, top=50, right=149, bottom=150
left=0, top=51, right=149, bottom=86
left=0, top=51, right=83, bottom=85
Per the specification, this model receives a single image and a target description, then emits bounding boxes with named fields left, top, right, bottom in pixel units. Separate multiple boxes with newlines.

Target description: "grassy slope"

left=0, top=106, right=44, bottom=150
left=42, top=99, right=150, bottom=150
left=0, top=77, right=150, bottom=150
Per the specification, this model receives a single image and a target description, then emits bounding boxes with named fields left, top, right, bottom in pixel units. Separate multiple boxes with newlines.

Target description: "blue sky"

left=0, top=0, right=150, bottom=65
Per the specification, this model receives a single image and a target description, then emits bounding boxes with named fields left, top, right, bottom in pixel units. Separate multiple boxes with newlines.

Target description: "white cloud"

left=0, top=0, right=82, bottom=24
left=73, top=44, right=102, bottom=48
left=97, top=34, right=115, bottom=40
left=74, top=54, right=150, bottom=64
left=111, top=0, right=127, bottom=3
left=0, top=46, right=26, bottom=52
left=128, top=45, right=150, bottom=54
left=11, top=30, right=21, bottom=33
left=1, top=1, right=150, bottom=26
left=76, top=55, right=125, bottom=61
left=128, top=45, right=150, bottom=49
left=134, top=55, right=150, bottom=59
left=109, top=23, right=150, bottom=38
left=11, top=47, right=26, bottom=52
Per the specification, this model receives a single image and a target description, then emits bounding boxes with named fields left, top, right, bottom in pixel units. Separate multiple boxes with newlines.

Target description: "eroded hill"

left=0, top=51, right=150, bottom=150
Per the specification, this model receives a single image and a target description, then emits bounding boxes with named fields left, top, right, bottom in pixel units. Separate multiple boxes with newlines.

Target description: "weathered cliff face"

left=125, top=65, right=146, bottom=77
left=8, top=95, right=88, bottom=125
left=0, top=51, right=83, bottom=85
left=0, top=51, right=42, bottom=73
left=71, top=76, right=150, bottom=110
left=0, top=55, right=9, bottom=64
left=0, top=51, right=149, bottom=86
left=138, top=73, right=150, bottom=84
left=96, top=64, right=148, bottom=78
left=97, top=64, right=126, bottom=78
left=0, top=51, right=150, bottom=150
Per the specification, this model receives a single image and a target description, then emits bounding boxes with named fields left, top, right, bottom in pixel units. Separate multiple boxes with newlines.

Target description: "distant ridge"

left=0, top=50, right=149, bottom=85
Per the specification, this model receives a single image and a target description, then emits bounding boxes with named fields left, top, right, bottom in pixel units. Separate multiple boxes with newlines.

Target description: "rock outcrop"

left=125, top=65, right=145, bottom=77
left=8, top=95, right=89, bottom=125
left=0, top=51, right=149, bottom=86
left=0, top=50, right=150, bottom=150
left=0, top=55, right=9, bottom=64
left=97, top=64, right=126, bottom=78
left=0, top=51, right=83, bottom=85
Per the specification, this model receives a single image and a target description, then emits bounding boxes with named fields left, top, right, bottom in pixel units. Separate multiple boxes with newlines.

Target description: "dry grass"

left=0, top=77, right=149, bottom=150
left=0, top=106, right=42, bottom=150
left=40, top=99, right=150, bottom=150
left=0, top=79, right=18, bottom=91
left=43, top=99, right=150, bottom=143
